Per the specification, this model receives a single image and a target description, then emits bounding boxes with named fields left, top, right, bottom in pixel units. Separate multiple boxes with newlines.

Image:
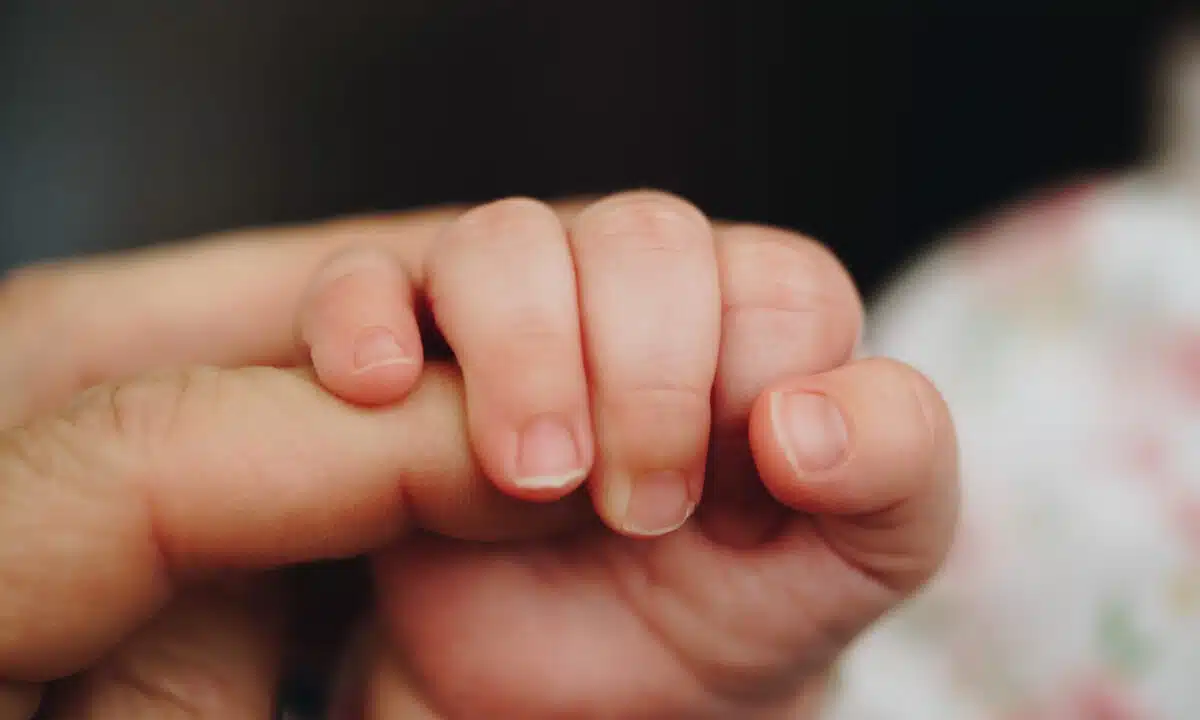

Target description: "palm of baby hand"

left=371, top=357, right=955, bottom=719
left=377, top=518, right=856, bottom=717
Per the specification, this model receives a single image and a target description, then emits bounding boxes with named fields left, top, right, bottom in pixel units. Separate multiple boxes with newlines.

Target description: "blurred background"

left=0, top=1, right=1187, bottom=297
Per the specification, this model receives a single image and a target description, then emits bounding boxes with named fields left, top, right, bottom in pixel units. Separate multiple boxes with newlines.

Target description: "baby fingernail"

left=514, top=415, right=586, bottom=490
left=611, top=470, right=694, bottom=537
left=772, top=391, right=848, bottom=477
left=352, top=327, right=415, bottom=373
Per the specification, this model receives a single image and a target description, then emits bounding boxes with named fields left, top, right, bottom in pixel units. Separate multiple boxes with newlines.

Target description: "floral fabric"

left=828, top=175, right=1200, bottom=720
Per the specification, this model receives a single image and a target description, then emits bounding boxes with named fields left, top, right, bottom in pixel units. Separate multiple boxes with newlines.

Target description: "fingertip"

left=749, top=358, right=955, bottom=517
left=300, top=248, right=424, bottom=407
left=749, top=359, right=959, bottom=589
left=749, top=388, right=814, bottom=512
left=591, top=467, right=700, bottom=539
left=749, top=387, right=851, bottom=512
left=310, top=325, right=423, bottom=407
left=492, top=413, right=592, bottom=502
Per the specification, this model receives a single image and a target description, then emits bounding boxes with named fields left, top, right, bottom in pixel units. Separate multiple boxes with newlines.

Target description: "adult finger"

left=749, top=357, right=960, bottom=593
left=298, top=246, right=423, bottom=407
left=702, top=225, right=863, bottom=546
left=568, top=191, right=722, bottom=537
left=41, top=580, right=283, bottom=719
left=0, top=208, right=453, bottom=425
left=425, top=199, right=592, bottom=499
left=0, top=362, right=586, bottom=684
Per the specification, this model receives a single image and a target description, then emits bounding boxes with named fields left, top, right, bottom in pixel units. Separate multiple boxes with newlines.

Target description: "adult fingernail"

left=609, top=470, right=694, bottom=537
left=771, top=391, right=848, bottom=477
left=352, top=327, right=415, bottom=373
left=514, top=415, right=586, bottom=490
left=0, top=681, right=42, bottom=719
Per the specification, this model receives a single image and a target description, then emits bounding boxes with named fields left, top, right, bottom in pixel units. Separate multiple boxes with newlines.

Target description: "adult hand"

left=0, top=207, right=590, bottom=718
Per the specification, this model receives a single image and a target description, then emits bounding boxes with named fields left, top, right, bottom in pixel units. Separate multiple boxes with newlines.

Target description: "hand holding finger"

left=0, top=362, right=584, bottom=685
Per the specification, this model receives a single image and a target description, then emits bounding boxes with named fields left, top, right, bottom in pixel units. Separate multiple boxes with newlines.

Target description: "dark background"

left=0, top=2, right=1186, bottom=298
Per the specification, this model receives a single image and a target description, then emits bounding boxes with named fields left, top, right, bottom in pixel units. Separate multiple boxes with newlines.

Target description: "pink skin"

left=301, top=193, right=957, bottom=717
